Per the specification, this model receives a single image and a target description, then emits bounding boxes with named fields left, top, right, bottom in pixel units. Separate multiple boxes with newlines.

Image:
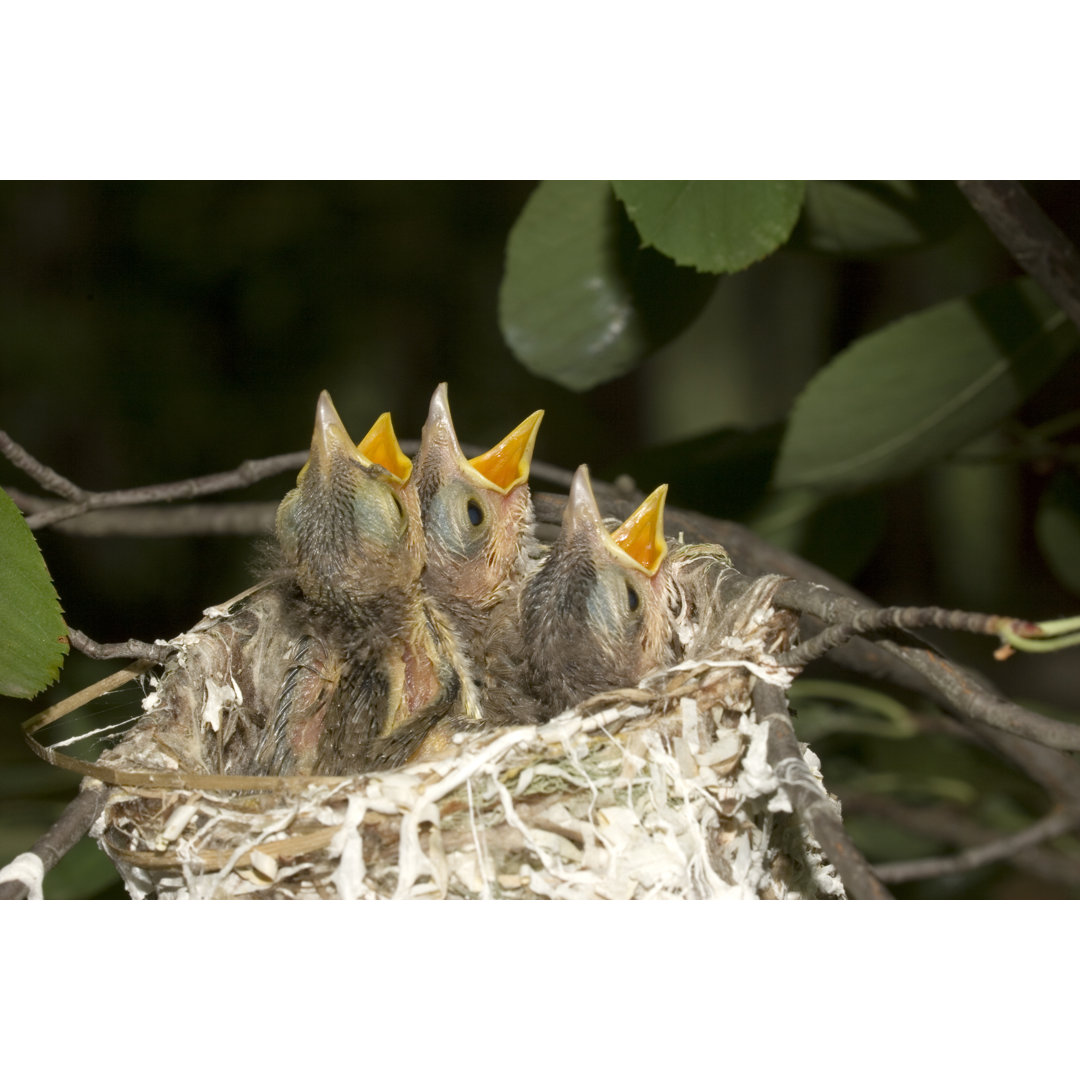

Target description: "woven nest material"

left=84, top=564, right=844, bottom=899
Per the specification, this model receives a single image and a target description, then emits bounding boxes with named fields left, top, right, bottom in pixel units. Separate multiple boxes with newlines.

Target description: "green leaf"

left=1036, top=472, right=1080, bottom=597
left=612, top=181, right=805, bottom=273
left=775, top=278, right=1079, bottom=492
left=0, top=488, right=67, bottom=697
left=499, top=181, right=714, bottom=391
left=790, top=181, right=969, bottom=256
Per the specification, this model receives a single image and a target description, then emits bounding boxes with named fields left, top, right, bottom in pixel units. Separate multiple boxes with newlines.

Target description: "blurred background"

left=2, top=180, right=1078, bottom=898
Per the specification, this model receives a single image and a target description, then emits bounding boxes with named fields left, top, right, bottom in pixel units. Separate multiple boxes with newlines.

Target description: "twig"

left=873, top=807, right=1078, bottom=885
left=0, top=784, right=108, bottom=900
left=0, top=430, right=88, bottom=500
left=67, top=628, right=172, bottom=663
left=753, top=680, right=892, bottom=899
left=957, top=180, right=1080, bottom=335
left=845, top=793, right=1080, bottom=892
left=776, top=605, right=1022, bottom=668
left=774, top=579, right=1080, bottom=754
left=5, top=492, right=279, bottom=536
left=23, top=451, right=309, bottom=529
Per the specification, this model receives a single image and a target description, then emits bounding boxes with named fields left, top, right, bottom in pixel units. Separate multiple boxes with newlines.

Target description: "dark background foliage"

left=3, top=180, right=1079, bottom=898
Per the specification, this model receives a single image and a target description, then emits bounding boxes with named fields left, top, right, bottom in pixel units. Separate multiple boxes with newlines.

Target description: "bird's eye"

left=626, top=584, right=640, bottom=612
left=466, top=499, right=484, bottom=527
left=393, top=495, right=405, bottom=518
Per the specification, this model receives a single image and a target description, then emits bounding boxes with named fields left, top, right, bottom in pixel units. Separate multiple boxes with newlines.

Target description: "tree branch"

left=5, top=493, right=280, bottom=536
left=22, top=452, right=309, bottom=529
left=0, top=785, right=108, bottom=900
left=845, top=793, right=1080, bottom=892
left=774, top=579, right=1080, bottom=754
left=957, top=180, right=1080, bottom=334
left=0, top=430, right=88, bottom=500
left=873, top=807, right=1078, bottom=885
left=753, top=680, right=892, bottom=899
left=775, top=604, right=1025, bottom=668
left=67, top=628, right=172, bottom=663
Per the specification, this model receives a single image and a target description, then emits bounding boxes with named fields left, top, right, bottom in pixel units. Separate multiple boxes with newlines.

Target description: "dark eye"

left=467, top=499, right=484, bottom=527
left=626, top=584, right=640, bottom=612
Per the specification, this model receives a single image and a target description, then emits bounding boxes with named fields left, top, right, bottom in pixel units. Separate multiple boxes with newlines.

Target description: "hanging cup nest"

left=36, top=558, right=844, bottom=900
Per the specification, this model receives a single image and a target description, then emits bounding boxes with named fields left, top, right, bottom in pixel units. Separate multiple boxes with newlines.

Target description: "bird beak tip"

left=564, top=464, right=603, bottom=531
left=468, top=409, right=544, bottom=493
left=610, top=484, right=668, bottom=575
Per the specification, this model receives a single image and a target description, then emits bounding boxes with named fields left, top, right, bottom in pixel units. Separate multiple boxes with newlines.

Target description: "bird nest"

left=66, top=566, right=844, bottom=899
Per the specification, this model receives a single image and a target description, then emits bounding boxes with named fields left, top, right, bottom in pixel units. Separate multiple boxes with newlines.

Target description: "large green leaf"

left=612, top=181, right=805, bottom=273
left=775, top=278, right=1079, bottom=491
left=499, top=181, right=714, bottom=391
left=1036, top=472, right=1080, bottom=597
left=0, top=488, right=67, bottom=697
left=790, top=181, right=968, bottom=257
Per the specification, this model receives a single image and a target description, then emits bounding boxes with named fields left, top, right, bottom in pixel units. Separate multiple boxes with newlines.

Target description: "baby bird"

left=275, top=391, right=421, bottom=617
left=512, top=465, right=681, bottom=721
left=403, top=384, right=544, bottom=744
left=410, top=383, right=544, bottom=634
left=259, top=391, right=473, bottom=775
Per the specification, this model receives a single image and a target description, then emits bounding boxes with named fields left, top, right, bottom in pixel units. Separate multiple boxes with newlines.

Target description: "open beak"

left=610, top=485, right=668, bottom=576
left=564, top=466, right=668, bottom=576
left=357, top=412, right=412, bottom=484
left=423, top=383, right=542, bottom=494
left=468, top=409, right=544, bottom=493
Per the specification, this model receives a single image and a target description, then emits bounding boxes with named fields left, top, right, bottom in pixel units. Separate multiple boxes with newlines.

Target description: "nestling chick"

left=410, top=383, right=543, bottom=632
left=513, top=465, right=681, bottom=720
left=274, top=391, right=421, bottom=618
left=259, top=391, right=474, bottom=775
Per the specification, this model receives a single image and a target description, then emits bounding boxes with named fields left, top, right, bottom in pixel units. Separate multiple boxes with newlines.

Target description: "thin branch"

left=775, top=579, right=1080, bottom=754
left=23, top=451, right=309, bottom=529
left=0, top=430, right=88, bottom=500
left=957, top=180, right=1080, bottom=335
left=0, top=785, right=108, bottom=900
left=776, top=605, right=1020, bottom=668
left=845, top=793, right=1080, bottom=893
left=753, top=680, right=892, bottom=899
left=6, top=492, right=279, bottom=536
left=67, top=627, right=172, bottom=663
left=874, top=807, right=1078, bottom=885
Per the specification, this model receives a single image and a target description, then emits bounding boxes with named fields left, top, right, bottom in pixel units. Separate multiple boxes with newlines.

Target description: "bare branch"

left=957, top=180, right=1080, bottom=334
left=67, top=628, right=172, bottom=663
left=7, top=491, right=279, bottom=536
left=0, top=430, right=88, bottom=500
left=0, top=785, right=108, bottom=900
left=776, top=605, right=1015, bottom=668
left=846, top=793, right=1080, bottom=892
left=23, top=451, right=309, bottom=529
left=775, top=579, right=1080, bottom=754
left=874, top=808, right=1078, bottom=885
left=753, top=680, right=892, bottom=899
